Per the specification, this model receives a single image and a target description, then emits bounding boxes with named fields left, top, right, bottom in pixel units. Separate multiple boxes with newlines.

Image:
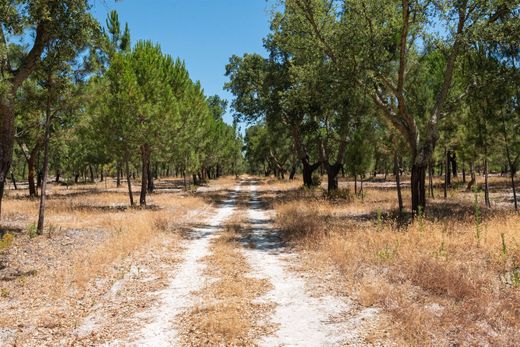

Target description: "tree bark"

left=466, top=161, right=476, bottom=191
left=147, top=161, right=154, bottom=193
left=116, top=165, right=121, bottom=187
left=10, top=172, right=17, bottom=190
left=484, top=156, right=491, bottom=208
left=325, top=163, right=342, bottom=192
left=140, top=144, right=150, bottom=206
left=394, top=152, right=403, bottom=213
left=37, top=81, right=53, bottom=235
left=27, top=155, right=38, bottom=197
left=428, top=160, right=435, bottom=199
left=444, top=148, right=449, bottom=199
left=289, top=164, right=296, bottom=180
left=125, top=158, right=134, bottom=206
left=88, top=164, right=94, bottom=183
left=451, top=152, right=458, bottom=177
left=411, top=163, right=427, bottom=215
left=302, top=158, right=320, bottom=187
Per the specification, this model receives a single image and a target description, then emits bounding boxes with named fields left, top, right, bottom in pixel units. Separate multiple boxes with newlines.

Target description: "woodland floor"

left=0, top=174, right=519, bottom=346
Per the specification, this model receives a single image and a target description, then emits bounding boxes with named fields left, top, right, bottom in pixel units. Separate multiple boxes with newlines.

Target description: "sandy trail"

left=242, top=181, right=379, bottom=347
left=116, top=185, right=241, bottom=346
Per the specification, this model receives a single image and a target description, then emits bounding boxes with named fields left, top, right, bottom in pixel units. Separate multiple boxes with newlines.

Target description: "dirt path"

left=119, top=185, right=242, bottom=346
left=71, top=180, right=380, bottom=346
left=241, top=181, right=380, bottom=347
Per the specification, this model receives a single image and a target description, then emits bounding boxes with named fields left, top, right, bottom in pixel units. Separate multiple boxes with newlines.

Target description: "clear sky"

left=91, top=0, right=275, bottom=126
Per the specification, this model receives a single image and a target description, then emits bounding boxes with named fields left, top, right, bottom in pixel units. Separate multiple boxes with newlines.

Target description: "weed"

left=27, top=223, right=37, bottom=238
left=0, top=232, right=14, bottom=249
left=1, top=288, right=9, bottom=298
left=501, top=233, right=507, bottom=256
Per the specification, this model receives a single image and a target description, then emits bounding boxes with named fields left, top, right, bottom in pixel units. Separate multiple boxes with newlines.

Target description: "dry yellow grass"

left=0, top=178, right=211, bottom=341
left=179, top=216, right=274, bottom=346
left=272, top=179, right=520, bottom=346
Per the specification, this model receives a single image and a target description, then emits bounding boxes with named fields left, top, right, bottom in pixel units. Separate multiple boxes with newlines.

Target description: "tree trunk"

left=147, top=161, right=154, bottom=193
left=192, top=174, right=198, bottom=186
left=462, top=159, right=466, bottom=183
left=444, top=148, right=451, bottom=199
left=484, top=157, right=491, bottom=208
left=302, top=158, right=320, bottom=187
left=55, top=170, right=60, bottom=183
left=451, top=152, right=458, bottom=177
left=394, top=153, right=403, bottom=213
left=0, top=98, right=16, bottom=222
left=411, top=163, right=427, bottom=215
left=88, top=164, right=94, bottom=183
left=37, top=86, right=53, bottom=235
left=10, top=172, right=17, bottom=190
left=140, top=144, right=150, bottom=206
left=325, top=163, right=342, bottom=192
left=289, top=165, right=296, bottom=180
left=510, top=166, right=518, bottom=211
left=74, top=173, right=80, bottom=184
left=466, top=161, right=476, bottom=191
left=354, top=174, right=357, bottom=195
left=125, top=159, right=134, bottom=206
left=116, top=165, right=121, bottom=187
left=27, top=156, right=38, bottom=197
left=428, top=160, right=434, bottom=199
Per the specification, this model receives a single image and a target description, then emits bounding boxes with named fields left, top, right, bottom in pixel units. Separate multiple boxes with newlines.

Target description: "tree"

left=287, top=0, right=515, bottom=213
left=0, top=0, right=98, bottom=221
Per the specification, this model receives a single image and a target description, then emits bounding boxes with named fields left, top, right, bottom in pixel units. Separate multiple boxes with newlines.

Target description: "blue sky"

left=91, top=0, right=275, bottom=125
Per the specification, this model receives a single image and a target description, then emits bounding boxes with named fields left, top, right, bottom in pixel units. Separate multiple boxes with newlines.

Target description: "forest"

left=1, top=0, right=520, bottom=346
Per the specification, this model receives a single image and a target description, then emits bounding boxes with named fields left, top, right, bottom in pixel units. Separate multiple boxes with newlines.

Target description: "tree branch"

left=12, top=21, right=48, bottom=90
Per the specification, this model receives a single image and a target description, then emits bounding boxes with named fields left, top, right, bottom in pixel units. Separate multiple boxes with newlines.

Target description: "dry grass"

left=272, top=178, right=520, bottom=346
left=0, top=178, right=211, bottom=343
left=179, top=216, right=274, bottom=346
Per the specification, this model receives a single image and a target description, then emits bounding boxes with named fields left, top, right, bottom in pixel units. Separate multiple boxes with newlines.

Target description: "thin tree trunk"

left=116, top=165, right=121, bottom=187
left=125, top=158, right=134, bottom=206
left=428, top=160, right=434, bottom=198
left=10, top=172, right=17, bottom=190
left=466, top=161, right=476, bottom=191
left=147, top=161, right=154, bottom=193
left=37, top=83, right=53, bottom=235
left=444, top=148, right=450, bottom=199
left=88, top=164, right=94, bottom=183
left=510, top=168, right=518, bottom=211
left=28, top=156, right=38, bottom=197
left=140, top=144, right=150, bottom=206
left=484, top=156, right=491, bottom=208
left=354, top=174, right=357, bottom=195
left=462, top=158, right=466, bottom=183
left=394, top=152, right=403, bottom=213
